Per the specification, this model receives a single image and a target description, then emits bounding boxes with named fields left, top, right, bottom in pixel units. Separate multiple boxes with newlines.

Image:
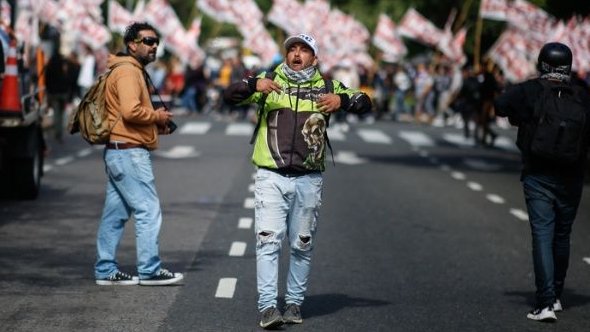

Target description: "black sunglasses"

left=135, top=36, right=159, bottom=46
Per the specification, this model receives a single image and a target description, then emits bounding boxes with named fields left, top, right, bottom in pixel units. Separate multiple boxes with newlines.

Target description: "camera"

left=167, top=120, right=178, bottom=134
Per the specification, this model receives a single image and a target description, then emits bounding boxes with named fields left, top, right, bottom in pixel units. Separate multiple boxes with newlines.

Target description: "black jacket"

left=494, top=78, right=590, bottom=179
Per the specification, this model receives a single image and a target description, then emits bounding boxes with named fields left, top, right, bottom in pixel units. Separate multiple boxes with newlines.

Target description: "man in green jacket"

left=224, top=33, right=372, bottom=329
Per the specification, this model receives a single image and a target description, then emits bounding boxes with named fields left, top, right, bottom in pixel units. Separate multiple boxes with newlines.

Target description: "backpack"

left=68, top=63, right=127, bottom=144
left=518, top=79, right=589, bottom=163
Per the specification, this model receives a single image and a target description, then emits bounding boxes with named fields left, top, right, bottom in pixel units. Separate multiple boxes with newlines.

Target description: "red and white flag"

left=398, top=8, right=444, bottom=47
left=372, top=13, right=407, bottom=62
left=479, top=0, right=509, bottom=21
left=267, top=0, right=303, bottom=36
left=108, top=0, right=135, bottom=34
left=196, top=0, right=237, bottom=24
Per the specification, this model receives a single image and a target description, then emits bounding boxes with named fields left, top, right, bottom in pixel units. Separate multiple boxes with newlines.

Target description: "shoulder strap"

left=250, top=71, right=277, bottom=144
left=322, top=77, right=335, bottom=166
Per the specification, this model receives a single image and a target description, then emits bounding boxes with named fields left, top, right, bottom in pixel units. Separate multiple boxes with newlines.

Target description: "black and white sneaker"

left=553, top=299, right=563, bottom=312
left=139, top=268, right=183, bottom=286
left=96, top=271, right=139, bottom=286
left=283, top=303, right=303, bottom=324
left=259, top=307, right=283, bottom=329
left=527, top=305, right=557, bottom=322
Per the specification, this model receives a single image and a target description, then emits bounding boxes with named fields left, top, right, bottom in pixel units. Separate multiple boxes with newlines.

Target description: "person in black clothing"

left=452, top=66, right=481, bottom=138
left=494, top=42, right=590, bottom=323
left=45, top=51, right=75, bottom=142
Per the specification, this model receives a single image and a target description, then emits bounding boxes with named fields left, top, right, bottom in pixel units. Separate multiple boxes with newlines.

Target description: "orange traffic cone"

left=0, top=39, right=22, bottom=113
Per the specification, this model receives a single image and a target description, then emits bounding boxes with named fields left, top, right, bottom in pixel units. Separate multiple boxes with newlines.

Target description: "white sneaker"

left=527, top=306, right=557, bottom=322
left=553, top=299, right=563, bottom=312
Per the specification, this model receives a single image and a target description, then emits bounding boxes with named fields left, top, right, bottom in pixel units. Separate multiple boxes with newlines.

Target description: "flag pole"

left=473, top=10, right=483, bottom=73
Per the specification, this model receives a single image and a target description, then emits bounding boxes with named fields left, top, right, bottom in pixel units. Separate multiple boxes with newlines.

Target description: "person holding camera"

left=94, top=22, right=182, bottom=286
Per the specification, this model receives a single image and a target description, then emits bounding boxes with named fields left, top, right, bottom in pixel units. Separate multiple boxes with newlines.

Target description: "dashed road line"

left=238, top=217, right=253, bottom=229
left=225, top=123, right=253, bottom=136
left=248, top=184, right=255, bottom=192
left=215, top=278, right=237, bottom=298
left=583, top=257, right=590, bottom=265
left=486, top=194, right=505, bottom=204
left=451, top=171, right=466, bottom=180
left=76, top=148, right=93, bottom=158
left=244, top=198, right=255, bottom=209
left=179, top=122, right=211, bottom=134
left=357, top=129, right=392, bottom=144
left=467, top=181, right=483, bottom=191
left=55, top=156, right=75, bottom=166
left=509, top=208, right=529, bottom=221
left=229, top=241, right=247, bottom=257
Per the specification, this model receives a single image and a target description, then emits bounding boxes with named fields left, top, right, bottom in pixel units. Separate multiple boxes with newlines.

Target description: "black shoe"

left=139, top=268, right=183, bottom=286
left=96, top=271, right=139, bottom=286
left=283, top=303, right=303, bottom=324
left=259, top=307, right=283, bottom=329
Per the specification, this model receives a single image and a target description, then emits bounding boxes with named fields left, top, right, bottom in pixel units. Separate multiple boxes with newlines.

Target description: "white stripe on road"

left=399, top=131, right=435, bottom=147
left=333, top=151, right=368, bottom=165
left=244, top=198, right=255, bottom=209
left=76, top=148, right=93, bottom=158
left=179, top=122, right=211, bottom=134
left=451, top=171, right=466, bottom=180
left=510, top=208, right=529, bottom=221
left=467, top=181, right=483, bottom=191
left=43, top=164, right=53, bottom=173
left=226, top=123, right=253, bottom=136
left=326, top=126, right=346, bottom=141
left=486, top=194, right=505, bottom=204
left=229, top=241, right=247, bottom=256
left=248, top=184, right=255, bottom=192
left=238, top=217, right=253, bottom=229
left=215, top=278, right=237, bottom=298
left=154, top=146, right=200, bottom=159
left=55, top=156, right=75, bottom=166
left=494, top=136, right=519, bottom=152
left=443, top=133, right=475, bottom=148
left=357, top=129, right=392, bottom=144
left=583, top=257, right=590, bottom=265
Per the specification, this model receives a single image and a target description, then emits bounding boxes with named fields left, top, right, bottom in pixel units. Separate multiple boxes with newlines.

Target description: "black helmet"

left=537, top=42, right=572, bottom=76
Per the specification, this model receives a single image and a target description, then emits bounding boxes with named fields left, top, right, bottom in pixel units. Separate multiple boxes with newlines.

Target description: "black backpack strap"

left=250, top=71, right=277, bottom=144
left=322, top=78, right=335, bottom=166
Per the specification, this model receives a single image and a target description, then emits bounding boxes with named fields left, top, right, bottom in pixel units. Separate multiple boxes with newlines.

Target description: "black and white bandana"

left=539, top=62, right=571, bottom=82
left=282, top=64, right=317, bottom=84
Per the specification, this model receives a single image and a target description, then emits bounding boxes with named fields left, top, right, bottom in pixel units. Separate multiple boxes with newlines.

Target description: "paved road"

left=1, top=115, right=589, bottom=331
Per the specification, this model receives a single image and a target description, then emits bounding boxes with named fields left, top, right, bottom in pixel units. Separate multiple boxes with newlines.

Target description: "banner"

left=372, top=13, right=407, bottom=63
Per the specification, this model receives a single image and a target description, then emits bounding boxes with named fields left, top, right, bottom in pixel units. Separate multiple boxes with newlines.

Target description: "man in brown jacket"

left=94, top=22, right=183, bottom=286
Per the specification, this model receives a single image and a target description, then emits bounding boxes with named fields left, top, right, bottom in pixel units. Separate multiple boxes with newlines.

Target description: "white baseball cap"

left=284, top=33, right=319, bottom=56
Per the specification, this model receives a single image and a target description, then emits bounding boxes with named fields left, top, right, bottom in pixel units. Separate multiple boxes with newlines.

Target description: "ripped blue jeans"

left=254, top=168, right=323, bottom=311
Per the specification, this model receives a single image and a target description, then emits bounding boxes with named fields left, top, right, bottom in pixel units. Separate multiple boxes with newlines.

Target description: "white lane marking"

left=154, top=146, right=200, bottom=159
left=248, top=184, right=255, bottom=192
left=55, top=156, right=75, bottom=166
left=238, top=217, right=253, bottom=229
left=399, top=131, right=435, bottom=147
left=226, top=123, right=253, bottom=136
left=495, top=136, right=519, bottom=152
left=486, top=194, right=505, bottom=204
left=510, top=208, right=529, bottom=221
left=43, top=164, right=54, bottom=173
left=229, top=241, right=247, bottom=256
left=179, top=122, right=211, bottom=134
left=333, top=151, right=368, bottom=165
left=463, top=158, right=502, bottom=172
left=326, top=126, right=346, bottom=141
left=467, top=181, right=483, bottom=191
left=251, top=173, right=256, bottom=180
left=76, top=148, right=93, bottom=158
left=583, top=257, right=590, bottom=265
left=215, top=278, right=237, bottom=298
left=443, top=133, right=475, bottom=148
left=357, top=129, right=392, bottom=144
left=244, top=198, right=255, bottom=209
left=451, top=171, right=466, bottom=180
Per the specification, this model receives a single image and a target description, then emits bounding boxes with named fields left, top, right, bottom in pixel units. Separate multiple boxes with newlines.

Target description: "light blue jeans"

left=254, top=168, right=323, bottom=311
left=95, top=148, right=163, bottom=280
